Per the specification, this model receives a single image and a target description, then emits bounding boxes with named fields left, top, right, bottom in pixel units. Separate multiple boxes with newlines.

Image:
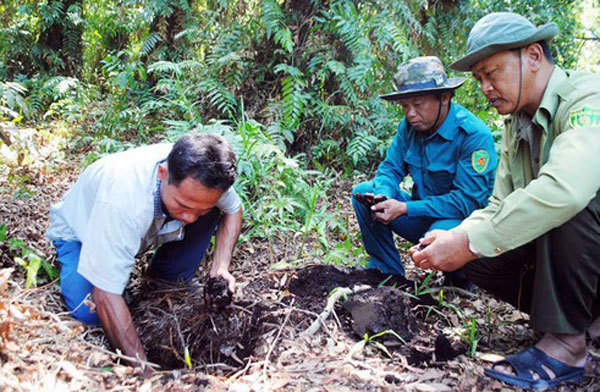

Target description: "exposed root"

left=302, top=284, right=371, bottom=336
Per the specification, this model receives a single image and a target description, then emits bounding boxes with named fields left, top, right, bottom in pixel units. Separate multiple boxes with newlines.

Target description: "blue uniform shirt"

left=373, top=102, right=497, bottom=219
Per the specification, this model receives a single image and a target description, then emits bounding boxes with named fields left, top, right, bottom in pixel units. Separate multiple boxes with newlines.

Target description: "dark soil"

left=342, top=287, right=418, bottom=343
left=204, top=277, right=232, bottom=311
left=406, top=349, right=432, bottom=366
left=132, top=280, right=279, bottom=371
left=434, top=333, right=467, bottom=362
left=132, top=265, right=467, bottom=371
left=287, top=265, right=412, bottom=312
left=288, top=265, right=465, bottom=365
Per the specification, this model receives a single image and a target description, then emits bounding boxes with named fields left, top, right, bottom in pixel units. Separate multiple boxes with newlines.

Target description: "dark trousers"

left=463, top=191, right=600, bottom=334
left=148, top=208, right=221, bottom=282
left=352, top=180, right=462, bottom=276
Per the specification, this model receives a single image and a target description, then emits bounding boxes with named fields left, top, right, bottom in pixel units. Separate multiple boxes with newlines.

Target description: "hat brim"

left=379, top=77, right=466, bottom=101
left=450, top=23, right=559, bottom=72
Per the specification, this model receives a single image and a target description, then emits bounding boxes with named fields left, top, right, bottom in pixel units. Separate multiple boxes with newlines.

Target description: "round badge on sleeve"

left=471, top=150, right=490, bottom=173
left=569, top=106, right=600, bottom=129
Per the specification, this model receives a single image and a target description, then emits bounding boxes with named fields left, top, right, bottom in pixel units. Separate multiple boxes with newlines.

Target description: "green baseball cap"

left=450, top=12, right=559, bottom=72
left=380, top=56, right=465, bottom=101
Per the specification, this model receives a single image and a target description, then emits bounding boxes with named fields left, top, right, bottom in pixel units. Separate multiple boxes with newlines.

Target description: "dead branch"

left=82, top=341, right=161, bottom=369
left=263, top=299, right=295, bottom=371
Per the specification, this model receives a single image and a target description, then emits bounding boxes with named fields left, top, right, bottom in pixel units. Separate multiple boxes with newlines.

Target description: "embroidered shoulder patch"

left=471, top=150, right=490, bottom=173
left=569, top=106, right=600, bottom=129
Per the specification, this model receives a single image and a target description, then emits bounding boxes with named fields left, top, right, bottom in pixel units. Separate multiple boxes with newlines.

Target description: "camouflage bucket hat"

left=451, top=12, right=559, bottom=72
left=380, top=56, right=466, bottom=101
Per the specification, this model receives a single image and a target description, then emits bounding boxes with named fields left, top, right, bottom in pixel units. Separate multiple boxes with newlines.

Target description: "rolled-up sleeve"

left=459, top=98, right=600, bottom=257
left=217, top=187, right=241, bottom=214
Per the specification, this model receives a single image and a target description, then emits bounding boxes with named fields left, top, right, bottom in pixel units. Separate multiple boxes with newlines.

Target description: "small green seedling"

left=461, top=317, right=481, bottom=357
left=413, top=270, right=436, bottom=296
left=4, top=224, right=57, bottom=288
left=377, top=274, right=393, bottom=288
left=184, top=347, right=192, bottom=369
left=349, top=329, right=406, bottom=358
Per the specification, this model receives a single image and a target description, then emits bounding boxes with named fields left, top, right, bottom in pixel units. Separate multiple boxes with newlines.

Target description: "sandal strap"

left=529, top=347, right=581, bottom=378
left=498, top=347, right=550, bottom=380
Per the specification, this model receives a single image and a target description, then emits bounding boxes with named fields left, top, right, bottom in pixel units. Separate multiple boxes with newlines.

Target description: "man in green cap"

left=352, top=56, right=496, bottom=287
left=410, top=12, right=600, bottom=389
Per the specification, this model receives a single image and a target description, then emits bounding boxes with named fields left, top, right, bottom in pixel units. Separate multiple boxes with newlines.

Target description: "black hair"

left=440, top=90, right=455, bottom=101
left=167, top=133, right=237, bottom=191
left=517, top=41, right=555, bottom=64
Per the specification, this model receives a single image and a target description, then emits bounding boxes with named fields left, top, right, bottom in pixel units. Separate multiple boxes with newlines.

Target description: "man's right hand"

left=409, top=229, right=478, bottom=271
left=92, top=287, right=150, bottom=371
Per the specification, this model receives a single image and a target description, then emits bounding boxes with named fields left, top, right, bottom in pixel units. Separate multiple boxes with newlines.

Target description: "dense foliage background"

left=0, top=0, right=597, bottom=270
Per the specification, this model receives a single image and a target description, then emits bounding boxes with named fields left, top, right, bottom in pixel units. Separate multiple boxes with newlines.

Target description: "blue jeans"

left=352, top=181, right=461, bottom=275
left=54, top=209, right=221, bottom=325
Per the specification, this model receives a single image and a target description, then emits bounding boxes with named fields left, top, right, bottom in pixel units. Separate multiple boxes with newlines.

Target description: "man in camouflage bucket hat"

left=411, top=12, right=600, bottom=389
left=352, top=56, right=496, bottom=288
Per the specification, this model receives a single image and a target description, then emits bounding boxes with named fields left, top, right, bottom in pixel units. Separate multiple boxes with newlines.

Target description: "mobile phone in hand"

left=353, top=193, right=388, bottom=211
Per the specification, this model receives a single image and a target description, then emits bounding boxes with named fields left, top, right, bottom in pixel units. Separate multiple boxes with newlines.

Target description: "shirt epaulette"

left=556, top=76, right=576, bottom=102
left=457, top=114, right=486, bottom=135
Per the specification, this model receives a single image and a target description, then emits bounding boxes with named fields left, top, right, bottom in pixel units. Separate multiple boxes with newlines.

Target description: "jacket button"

left=494, top=247, right=502, bottom=254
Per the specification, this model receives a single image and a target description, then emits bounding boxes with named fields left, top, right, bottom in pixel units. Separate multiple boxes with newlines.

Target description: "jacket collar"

left=533, top=66, right=568, bottom=132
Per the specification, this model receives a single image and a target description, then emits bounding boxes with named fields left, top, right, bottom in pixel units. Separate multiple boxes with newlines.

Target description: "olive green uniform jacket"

left=456, top=67, right=600, bottom=256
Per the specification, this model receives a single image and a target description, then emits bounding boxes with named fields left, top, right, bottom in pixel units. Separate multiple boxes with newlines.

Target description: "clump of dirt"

left=403, top=333, right=467, bottom=366
left=434, top=333, right=466, bottom=362
left=407, top=349, right=432, bottom=366
left=287, top=265, right=412, bottom=312
left=342, top=287, right=418, bottom=344
left=132, top=281, right=277, bottom=370
left=204, top=277, right=232, bottom=311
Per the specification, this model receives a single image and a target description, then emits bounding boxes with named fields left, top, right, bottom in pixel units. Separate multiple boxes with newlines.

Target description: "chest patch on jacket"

left=569, top=106, right=600, bottom=129
left=471, top=150, right=490, bottom=173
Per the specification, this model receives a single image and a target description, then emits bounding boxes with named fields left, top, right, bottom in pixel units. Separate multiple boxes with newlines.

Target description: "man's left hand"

left=210, top=268, right=236, bottom=293
left=409, top=229, right=478, bottom=271
left=372, top=199, right=407, bottom=224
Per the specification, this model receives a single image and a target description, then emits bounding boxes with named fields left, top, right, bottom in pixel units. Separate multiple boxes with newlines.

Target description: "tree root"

left=301, top=284, right=371, bottom=336
left=429, top=286, right=477, bottom=299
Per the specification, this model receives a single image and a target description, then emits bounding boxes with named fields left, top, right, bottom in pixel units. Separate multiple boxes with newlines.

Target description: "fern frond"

left=40, top=1, right=65, bottom=28
left=0, top=81, right=28, bottom=118
left=347, top=131, right=378, bottom=165
left=141, top=32, right=163, bottom=57
left=147, top=60, right=181, bottom=76
left=261, top=0, right=294, bottom=53
left=55, top=77, right=79, bottom=97
left=199, top=77, right=237, bottom=119
left=274, top=64, right=309, bottom=131
left=347, top=57, right=373, bottom=94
